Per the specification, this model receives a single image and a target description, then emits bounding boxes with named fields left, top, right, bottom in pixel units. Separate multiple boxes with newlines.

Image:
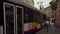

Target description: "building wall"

left=55, top=0, right=60, bottom=27
left=50, top=0, right=60, bottom=27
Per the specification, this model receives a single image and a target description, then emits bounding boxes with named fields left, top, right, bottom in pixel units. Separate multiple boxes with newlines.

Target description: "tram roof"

left=6, top=0, right=46, bottom=15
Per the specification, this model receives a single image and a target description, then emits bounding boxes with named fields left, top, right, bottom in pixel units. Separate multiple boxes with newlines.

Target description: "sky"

left=33, top=0, right=52, bottom=9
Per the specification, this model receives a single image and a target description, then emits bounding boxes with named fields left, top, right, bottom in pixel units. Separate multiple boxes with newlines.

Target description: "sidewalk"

left=35, top=23, right=60, bottom=34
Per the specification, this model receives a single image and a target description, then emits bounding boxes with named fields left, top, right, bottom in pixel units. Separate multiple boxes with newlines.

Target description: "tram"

left=0, top=0, right=48, bottom=34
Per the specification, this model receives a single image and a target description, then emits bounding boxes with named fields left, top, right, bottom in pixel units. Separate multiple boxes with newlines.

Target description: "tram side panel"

left=23, top=7, right=46, bottom=34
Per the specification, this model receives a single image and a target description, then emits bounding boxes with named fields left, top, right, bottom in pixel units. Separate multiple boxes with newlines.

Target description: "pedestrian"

left=46, top=20, right=49, bottom=32
left=46, top=17, right=50, bottom=32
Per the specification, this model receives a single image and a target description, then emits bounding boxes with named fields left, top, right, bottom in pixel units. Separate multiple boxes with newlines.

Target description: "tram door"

left=16, top=6, right=23, bottom=34
left=3, top=2, right=15, bottom=34
left=3, top=2, right=24, bottom=34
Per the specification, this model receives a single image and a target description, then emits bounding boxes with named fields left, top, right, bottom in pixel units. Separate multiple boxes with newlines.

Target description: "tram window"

left=24, top=8, right=29, bottom=22
left=24, top=12, right=30, bottom=22
left=29, top=11, right=33, bottom=21
left=24, top=9, right=33, bottom=22
left=33, top=12, right=39, bottom=22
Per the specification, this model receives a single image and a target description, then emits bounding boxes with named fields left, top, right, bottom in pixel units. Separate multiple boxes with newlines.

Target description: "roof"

left=5, top=0, right=46, bottom=14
